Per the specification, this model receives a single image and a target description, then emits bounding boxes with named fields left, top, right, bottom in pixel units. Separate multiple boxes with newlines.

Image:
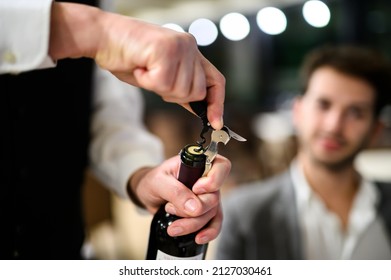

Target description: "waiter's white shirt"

left=291, top=159, right=391, bottom=259
left=90, top=67, right=164, bottom=199
left=0, top=0, right=165, bottom=199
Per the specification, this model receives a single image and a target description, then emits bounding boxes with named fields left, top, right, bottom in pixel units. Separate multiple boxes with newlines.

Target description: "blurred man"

left=215, top=45, right=391, bottom=260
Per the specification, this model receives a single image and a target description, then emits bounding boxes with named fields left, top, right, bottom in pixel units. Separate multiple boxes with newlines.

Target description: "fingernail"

left=170, top=226, right=183, bottom=236
left=165, top=203, right=176, bottom=215
left=197, top=236, right=209, bottom=244
left=218, top=116, right=224, bottom=129
left=184, top=199, right=197, bottom=213
left=213, top=118, right=224, bottom=130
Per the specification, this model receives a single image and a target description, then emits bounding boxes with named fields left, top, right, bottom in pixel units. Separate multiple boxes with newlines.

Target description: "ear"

left=292, top=96, right=303, bottom=129
left=368, top=120, right=385, bottom=148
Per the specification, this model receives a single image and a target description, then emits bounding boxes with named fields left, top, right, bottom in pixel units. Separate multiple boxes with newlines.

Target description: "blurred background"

left=83, top=0, right=391, bottom=259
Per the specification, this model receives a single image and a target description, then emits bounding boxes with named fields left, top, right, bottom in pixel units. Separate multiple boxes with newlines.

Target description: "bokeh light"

left=256, top=7, right=287, bottom=35
left=188, top=18, right=218, bottom=46
left=302, top=0, right=331, bottom=28
left=162, top=23, right=185, bottom=33
left=219, top=12, right=251, bottom=41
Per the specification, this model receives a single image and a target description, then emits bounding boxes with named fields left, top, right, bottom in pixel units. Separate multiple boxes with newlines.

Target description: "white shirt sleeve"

left=0, top=0, right=55, bottom=74
left=89, top=66, right=165, bottom=199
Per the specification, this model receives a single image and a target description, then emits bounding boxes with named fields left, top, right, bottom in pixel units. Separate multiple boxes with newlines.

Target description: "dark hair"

left=299, top=44, right=391, bottom=117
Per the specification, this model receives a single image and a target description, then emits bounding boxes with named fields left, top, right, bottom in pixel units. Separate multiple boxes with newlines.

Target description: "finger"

left=165, top=190, right=220, bottom=218
left=164, top=34, right=206, bottom=103
left=133, top=156, right=198, bottom=214
left=111, top=70, right=138, bottom=86
left=130, top=33, right=182, bottom=95
left=201, top=56, right=226, bottom=130
left=192, top=155, right=231, bottom=195
left=186, top=57, right=207, bottom=102
left=168, top=48, right=195, bottom=100
left=158, top=56, right=207, bottom=104
left=133, top=61, right=178, bottom=95
left=148, top=157, right=207, bottom=217
left=164, top=155, right=230, bottom=217
left=195, top=205, right=223, bottom=244
left=167, top=205, right=218, bottom=237
left=164, top=184, right=206, bottom=216
left=175, top=58, right=224, bottom=127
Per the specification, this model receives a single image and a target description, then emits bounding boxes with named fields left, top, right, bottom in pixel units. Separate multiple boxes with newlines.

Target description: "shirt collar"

left=290, top=158, right=311, bottom=210
left=290, top=158, right=379, bottom=214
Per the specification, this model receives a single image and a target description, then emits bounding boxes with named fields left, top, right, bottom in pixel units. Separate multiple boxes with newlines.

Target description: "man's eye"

left=347, top=107, right=363, bottom=119
left=317, top=100, right=329, bottom=110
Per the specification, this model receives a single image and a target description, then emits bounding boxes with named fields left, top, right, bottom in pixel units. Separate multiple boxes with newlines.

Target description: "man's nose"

left=323, top=110, right=344, bottom=133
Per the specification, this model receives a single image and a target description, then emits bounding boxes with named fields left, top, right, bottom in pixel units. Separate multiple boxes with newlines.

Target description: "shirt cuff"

left=0, top=0, right=54, bottom=74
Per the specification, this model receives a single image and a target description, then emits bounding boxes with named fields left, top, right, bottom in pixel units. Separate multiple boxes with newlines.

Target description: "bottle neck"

left=178, top=144, right=206, bottom=190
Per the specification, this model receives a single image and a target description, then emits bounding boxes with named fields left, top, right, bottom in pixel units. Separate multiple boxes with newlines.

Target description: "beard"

left=300, top=132, right=372, bottom=173
left=308, top=150, right=358, bottom=172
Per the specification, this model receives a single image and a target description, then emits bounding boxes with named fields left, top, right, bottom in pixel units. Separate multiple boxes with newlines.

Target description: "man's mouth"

left=318, top=136, right=344, bottom=151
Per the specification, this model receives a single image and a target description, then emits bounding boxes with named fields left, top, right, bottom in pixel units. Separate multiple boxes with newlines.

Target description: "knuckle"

left=217, top=72, right=226, bottom=85
left=182, top=32, right=197, bottom=46
left=225, top=159, right=232, bottom=173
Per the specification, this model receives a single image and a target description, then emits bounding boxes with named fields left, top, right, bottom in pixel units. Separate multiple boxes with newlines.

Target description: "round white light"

left=219, top=12, right=250, bottom=41
left=162, top=23, right=185, bottom=33
left=188, top=18, right=218, bottom=46
left=302, top=0, right=331, bottom=28
left=256, top=7, right=287, bottom=35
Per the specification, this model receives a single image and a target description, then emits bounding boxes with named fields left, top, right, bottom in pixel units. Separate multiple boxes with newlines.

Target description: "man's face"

left=293, top=66, right=379, bottom=169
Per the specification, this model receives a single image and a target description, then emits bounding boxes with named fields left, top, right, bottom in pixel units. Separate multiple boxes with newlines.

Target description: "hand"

left=49, top=3, right=225, bottom=129
left=129, top=154, right=231, bottom=244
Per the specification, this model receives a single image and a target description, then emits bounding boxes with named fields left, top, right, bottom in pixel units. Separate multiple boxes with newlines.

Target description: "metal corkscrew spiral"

left=190, top=100, right=211, bottom=152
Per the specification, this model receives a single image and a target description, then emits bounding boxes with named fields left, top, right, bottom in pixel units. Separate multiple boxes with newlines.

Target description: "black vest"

left=0, top=0, right=97, bottom=259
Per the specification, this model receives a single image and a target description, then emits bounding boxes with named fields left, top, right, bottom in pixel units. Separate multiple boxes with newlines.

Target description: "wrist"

left=127, top=167, right=153, bottom=209
left=49, top=2, right=102, bottom=60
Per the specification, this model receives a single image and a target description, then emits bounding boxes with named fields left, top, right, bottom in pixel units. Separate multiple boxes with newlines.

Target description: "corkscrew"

left=190, top=101, right=247, bottom=174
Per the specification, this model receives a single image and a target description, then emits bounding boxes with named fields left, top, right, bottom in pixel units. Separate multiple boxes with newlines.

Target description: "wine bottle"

left=146, top=144, right=208, bottom=260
